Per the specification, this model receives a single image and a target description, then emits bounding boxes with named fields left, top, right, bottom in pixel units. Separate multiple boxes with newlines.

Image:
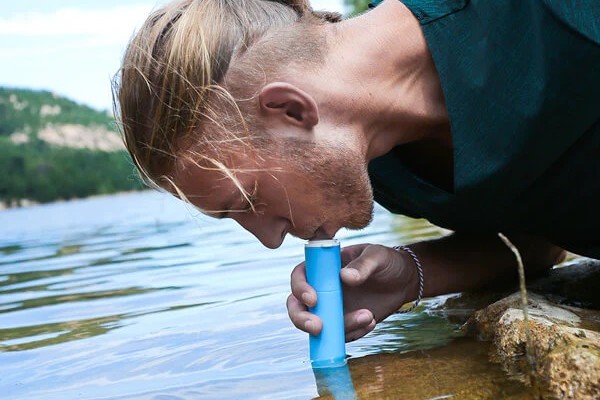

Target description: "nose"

left=233, top=213, right=287, bottom=249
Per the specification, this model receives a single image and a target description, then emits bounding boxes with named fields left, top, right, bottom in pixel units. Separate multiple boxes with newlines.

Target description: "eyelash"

left=242, top=195, right=256, bottom=212
left=241, top=183, right=259, bottom=213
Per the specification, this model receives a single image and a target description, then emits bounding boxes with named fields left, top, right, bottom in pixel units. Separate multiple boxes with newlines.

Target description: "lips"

left=309, top=226, right=332, bottom=241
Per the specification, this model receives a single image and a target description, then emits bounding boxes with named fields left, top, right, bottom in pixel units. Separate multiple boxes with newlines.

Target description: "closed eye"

left=209, top=180, right=259, bottom=219
left=225, top=183, right=259, bottom=216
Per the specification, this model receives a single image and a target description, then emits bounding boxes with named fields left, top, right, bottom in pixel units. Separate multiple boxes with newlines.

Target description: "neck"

left=316, top=0, right=450, bottom=161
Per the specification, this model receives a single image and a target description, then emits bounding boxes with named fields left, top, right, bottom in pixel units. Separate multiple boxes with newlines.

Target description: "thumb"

left=340, top=244, right=388, bottom=286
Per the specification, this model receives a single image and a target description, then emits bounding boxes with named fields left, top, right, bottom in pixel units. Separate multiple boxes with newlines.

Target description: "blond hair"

left=113, top=0, right=341, bottom=199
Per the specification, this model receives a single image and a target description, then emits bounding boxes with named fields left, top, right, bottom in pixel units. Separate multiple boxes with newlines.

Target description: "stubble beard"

left=277, top=137, right=374, bottom=236
left=308, top=143, right=374, bottom=232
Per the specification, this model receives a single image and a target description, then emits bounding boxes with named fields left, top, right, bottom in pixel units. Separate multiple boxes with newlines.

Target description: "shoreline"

left=0, top=198, right=39, bottom=210
left=0, top=190, right=148, bottom=212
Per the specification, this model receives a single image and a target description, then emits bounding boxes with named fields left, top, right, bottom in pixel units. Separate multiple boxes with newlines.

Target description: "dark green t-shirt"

left=367, top=0, right=600, bottom=258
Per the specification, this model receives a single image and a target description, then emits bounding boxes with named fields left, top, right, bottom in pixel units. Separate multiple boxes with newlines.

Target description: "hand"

left=286, top=243, right=418, bottom=342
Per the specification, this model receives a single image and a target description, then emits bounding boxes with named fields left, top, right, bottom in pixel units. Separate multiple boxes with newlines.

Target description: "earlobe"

left=258, top=82, right=319, bottom=129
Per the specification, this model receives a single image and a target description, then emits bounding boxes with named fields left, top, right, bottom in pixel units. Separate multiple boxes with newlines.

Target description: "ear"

left=258, top=82, right=319, bottom=129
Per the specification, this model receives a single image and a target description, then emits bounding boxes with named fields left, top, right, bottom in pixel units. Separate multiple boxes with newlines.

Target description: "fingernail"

left=356, top=313, right=371, bottom=326
left=305, top=320, right=315, bottom=332
left=302, top=292, right=314, bottom=305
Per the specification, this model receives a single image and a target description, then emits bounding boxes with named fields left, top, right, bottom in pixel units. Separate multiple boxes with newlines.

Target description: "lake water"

left=0, top=191, right=532, bottom=399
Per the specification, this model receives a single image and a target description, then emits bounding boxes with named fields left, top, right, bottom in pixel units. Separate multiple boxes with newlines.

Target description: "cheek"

left=318, top=160, right=374, bottom=227
left=282, top=179, right=328, bottom=224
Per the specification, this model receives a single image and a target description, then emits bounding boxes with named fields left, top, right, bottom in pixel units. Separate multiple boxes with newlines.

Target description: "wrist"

left=393, top=245, right=424, bottom=313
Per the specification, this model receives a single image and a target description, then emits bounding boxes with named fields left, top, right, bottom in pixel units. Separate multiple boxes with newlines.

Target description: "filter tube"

left=305, top=239, right=346, bottom=368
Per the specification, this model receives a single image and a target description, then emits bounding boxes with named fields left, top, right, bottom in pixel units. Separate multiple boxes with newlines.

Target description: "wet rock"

left=529, top=258, right=600, bottom=309
left=467, top=292, right=600, bottom=400
left=434, top=259, right=600, bottom=324
left=433, top=291, right=513, bottom=325
left=404, top=258, right=600, bottom=399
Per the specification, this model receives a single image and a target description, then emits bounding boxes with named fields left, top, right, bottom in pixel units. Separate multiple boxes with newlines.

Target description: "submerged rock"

left=342, top=337, right=534, bottom=400
left=466, top=260, right=600, bottom=400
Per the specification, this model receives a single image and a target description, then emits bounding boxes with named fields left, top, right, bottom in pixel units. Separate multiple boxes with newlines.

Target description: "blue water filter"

left=305, top=239, right=346, bottom=368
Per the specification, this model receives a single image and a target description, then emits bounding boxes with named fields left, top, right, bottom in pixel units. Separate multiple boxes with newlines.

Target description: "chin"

left=346, top=219, right=371, bottom=231
left=344, top=202, right=375, bottom=231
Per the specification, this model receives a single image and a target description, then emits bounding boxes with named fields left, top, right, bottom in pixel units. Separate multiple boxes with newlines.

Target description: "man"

left=115, top=0, right=599, bottom=342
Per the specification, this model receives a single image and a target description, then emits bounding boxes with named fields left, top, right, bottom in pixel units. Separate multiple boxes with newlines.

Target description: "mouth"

left=308, top=226, right=333, bottom=241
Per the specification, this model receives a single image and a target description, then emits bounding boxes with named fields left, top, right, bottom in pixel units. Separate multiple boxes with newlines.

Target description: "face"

left=173, top=140, right=374, bottom=248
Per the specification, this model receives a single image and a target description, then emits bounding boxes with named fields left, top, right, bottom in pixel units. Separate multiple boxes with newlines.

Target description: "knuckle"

left=351, top=245, right=385, bottom=271
left=286, top=294, right=295, bottom=311
left=367, top=244, right=398, bottom=268
left=365, top=243, right=385, bottom=252
left=293, top=319, right=304, bottom=330
left=286, top=293, right=301, bottom=312
left=290, top=272, right=301, bottom=286
left=364, top=244, right=388, bottom=261
left=290, top=264, right=307, bottom=287
left=287, top=312, right=304, bottom=330
left=290, top=282, right=304, bottom=297
left=290, top=263, right=303, bottom=278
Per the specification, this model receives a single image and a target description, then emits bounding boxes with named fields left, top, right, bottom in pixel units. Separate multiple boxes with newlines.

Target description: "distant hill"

left=0, top=87, right=143, bottom=207
left=0, top=87, right=123, bottom=151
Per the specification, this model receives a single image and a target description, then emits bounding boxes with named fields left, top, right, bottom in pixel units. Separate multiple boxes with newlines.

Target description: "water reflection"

left=351, top=299, right=463, bottom=355
left=0, top=192, right=530, bottom=399
left=1, top=313, right=125, bottom=351
left=0, top=300, right=218, bottom=352
left=0, top=245, right=23, bottom=255
left=345, top=338, right=533, bottom=400
left=309, top=336, right=533, bottom=400
left=1, top=286, right=167, bottom=314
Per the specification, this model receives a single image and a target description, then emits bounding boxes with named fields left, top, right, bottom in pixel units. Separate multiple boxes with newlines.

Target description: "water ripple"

left=0, top=191, right=469, bottom=400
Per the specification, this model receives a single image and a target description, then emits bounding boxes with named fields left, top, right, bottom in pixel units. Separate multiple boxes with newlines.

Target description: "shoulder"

left=370, top=0, right=599, bottom=46
left=369, top=0, right=469, bottom=25
left=541, top=0, right=600, bottom=45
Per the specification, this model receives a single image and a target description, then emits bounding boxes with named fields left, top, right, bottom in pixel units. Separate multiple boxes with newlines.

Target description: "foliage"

left=0, top=87, right=143, bottom=205
left=344, top=0, right=370, bottom=16
left=0, top=87, right=115, bottom=137
left=0, top=138, right=143, bottom=204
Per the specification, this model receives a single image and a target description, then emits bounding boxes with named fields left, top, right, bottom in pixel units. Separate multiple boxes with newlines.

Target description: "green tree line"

left=0, top=87, right=143, bottom=205
left=0, top=138, right=143, bottom=205
left=0, top=87, right=114, bottom=136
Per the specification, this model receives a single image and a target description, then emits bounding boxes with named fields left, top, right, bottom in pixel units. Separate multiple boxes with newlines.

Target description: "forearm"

left=401, top=232, right=565, bottom=300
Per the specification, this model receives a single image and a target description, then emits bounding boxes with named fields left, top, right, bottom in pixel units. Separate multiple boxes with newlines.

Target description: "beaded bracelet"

left=393, top=245, right=425, bottom=313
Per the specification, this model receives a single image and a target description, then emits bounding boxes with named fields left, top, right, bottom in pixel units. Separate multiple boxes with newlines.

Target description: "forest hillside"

left=0, top=87, right=143, bottom=206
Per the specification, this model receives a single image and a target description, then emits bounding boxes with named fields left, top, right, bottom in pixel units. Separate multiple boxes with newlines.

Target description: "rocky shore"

left=446, top=258, right=600, bottom=399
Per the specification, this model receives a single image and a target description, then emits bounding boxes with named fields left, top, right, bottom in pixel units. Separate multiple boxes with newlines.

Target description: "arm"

left=405, top=232, right=567, bottom=300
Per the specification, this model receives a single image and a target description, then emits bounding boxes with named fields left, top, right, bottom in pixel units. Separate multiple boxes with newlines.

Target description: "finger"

left=290, top=262, right=317, bottom=307
left=340, top=243, right=370, bottom=266
left=345, top=319, right=377, bottom=342
left=286, top=293, right=322, bottom=335
left=344, top=309, right=375, bottom=333
left=340, top=244, right=388, bottom=286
